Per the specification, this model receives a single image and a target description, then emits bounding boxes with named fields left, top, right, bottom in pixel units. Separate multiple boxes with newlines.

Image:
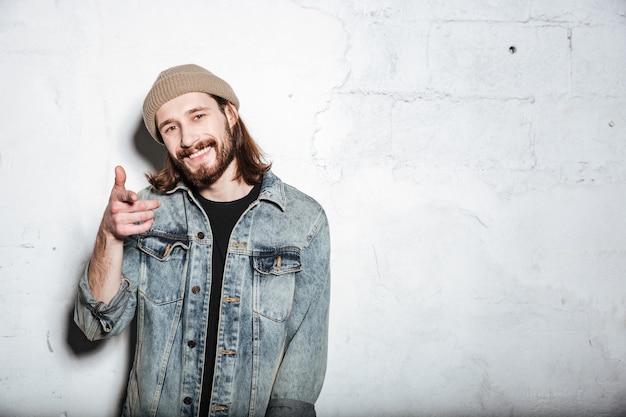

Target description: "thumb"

left=111, top=165, right=137, bottom=203
left=113, top=165, right=127, bottom=191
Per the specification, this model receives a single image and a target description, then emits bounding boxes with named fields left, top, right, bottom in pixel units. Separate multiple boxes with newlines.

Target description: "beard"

left=172, top=125, right=236, bottom=189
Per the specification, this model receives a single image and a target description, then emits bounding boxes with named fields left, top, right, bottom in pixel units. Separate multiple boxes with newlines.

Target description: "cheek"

left=162, top=139, right=179, bottom=157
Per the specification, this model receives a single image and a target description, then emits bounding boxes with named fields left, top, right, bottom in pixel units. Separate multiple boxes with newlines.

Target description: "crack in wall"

left=289, top=0, right=353, bottom=179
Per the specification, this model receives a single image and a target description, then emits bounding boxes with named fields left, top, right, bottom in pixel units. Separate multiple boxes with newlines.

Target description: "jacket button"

left=183, top=397, right=192, bottom=405
left=192, top=286, right=201, bottom=294
left=197, top=232, right=205, bottom=239
left=188, top=340, right=196, bottom=348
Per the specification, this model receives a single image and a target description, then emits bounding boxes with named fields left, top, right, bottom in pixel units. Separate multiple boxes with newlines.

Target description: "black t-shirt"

left=195, top=182, right=261, bottom=416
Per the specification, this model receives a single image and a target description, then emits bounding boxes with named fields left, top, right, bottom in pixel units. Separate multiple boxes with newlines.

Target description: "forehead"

left=156, top=92, right=218, bottom=121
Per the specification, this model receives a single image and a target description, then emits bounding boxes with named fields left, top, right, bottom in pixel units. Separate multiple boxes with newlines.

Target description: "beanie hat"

left=142, top=64, right=240, bottom=143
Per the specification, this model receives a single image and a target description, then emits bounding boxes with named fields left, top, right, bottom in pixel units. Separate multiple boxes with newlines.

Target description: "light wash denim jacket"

left=74, top=171, right=330, bottom=417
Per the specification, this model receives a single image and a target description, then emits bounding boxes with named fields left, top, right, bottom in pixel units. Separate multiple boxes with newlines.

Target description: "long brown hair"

left=146, top=94, right=271, bottom=193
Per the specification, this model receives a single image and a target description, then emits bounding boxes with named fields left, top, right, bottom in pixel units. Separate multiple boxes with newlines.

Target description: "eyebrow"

left=157, top=106, right=211, bottom=132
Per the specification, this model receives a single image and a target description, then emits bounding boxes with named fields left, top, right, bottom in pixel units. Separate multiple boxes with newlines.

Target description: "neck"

left=197, top=161, right=253, bottom=202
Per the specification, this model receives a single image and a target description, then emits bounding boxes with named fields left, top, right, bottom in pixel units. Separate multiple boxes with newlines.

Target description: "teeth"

left=188, top=147, right=211, bottom=159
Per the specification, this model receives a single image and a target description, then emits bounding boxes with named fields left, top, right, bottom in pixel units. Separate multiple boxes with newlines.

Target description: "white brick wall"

left=1, top=1, right=625, bottom=416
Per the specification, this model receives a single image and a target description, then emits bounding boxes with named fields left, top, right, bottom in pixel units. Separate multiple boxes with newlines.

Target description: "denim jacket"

left=74, top=171, right=330, bottom=417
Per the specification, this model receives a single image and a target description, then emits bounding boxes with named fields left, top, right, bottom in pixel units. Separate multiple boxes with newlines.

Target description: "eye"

left=162, top=125, right=178, bottom=134
left=193, top=113, right=205, bottom=121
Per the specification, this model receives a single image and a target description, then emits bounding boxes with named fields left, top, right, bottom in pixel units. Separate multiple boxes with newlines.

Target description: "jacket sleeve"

left=266, top=209, right=331, bottom=417
left=73, top=236, right=139, bottom=341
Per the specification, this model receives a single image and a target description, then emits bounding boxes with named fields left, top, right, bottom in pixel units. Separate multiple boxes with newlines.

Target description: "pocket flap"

left=253, top=247, right=302, bottom=275
left=137, top=234, right=190, bottom=261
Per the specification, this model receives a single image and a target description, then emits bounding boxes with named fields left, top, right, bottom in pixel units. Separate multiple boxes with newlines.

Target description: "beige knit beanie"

left=142, top=64, right=240, bottom=143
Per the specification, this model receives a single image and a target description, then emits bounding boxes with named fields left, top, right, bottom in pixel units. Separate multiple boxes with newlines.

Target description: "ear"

left=225, top=103, right=239, bottom=129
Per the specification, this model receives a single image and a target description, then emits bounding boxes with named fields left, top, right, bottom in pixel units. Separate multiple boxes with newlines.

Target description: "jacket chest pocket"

left=252, top=247, right=301, bottom=322
left=137, top=234, right=190, bottom=304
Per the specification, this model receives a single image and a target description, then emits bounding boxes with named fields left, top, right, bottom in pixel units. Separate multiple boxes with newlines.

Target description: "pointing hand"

left=101, top=166, right=160, bottom=240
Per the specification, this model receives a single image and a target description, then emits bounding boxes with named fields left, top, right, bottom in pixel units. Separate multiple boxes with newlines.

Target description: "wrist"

left=95, top=225, right=124, bottom=252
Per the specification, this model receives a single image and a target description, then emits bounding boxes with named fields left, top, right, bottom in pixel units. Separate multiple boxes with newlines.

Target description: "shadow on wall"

left=134, top=117, right=165, bottom=173
left=66, top=303, right=138, bottom=414
left=63, top=119, right=160, bottom=414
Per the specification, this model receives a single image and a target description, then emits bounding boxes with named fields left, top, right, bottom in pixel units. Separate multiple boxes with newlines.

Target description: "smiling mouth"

left=187, top=146, right=212, bottom=160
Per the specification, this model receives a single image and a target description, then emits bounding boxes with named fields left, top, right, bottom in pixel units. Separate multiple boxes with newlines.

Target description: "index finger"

left=113, top=189, right=138, bottom=204
left=134, top=198, right=160, bottom=211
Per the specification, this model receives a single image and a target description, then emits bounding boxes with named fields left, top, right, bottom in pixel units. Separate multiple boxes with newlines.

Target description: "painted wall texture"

left=1, top=1, right=625, bottom=416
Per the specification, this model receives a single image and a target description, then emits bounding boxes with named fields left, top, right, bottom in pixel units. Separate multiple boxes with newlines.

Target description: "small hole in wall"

left=509, top=46, right=517, bottom=54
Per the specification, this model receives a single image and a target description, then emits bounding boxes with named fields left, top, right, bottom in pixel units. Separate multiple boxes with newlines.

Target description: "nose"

left=180, top=126, right=201, bottom=148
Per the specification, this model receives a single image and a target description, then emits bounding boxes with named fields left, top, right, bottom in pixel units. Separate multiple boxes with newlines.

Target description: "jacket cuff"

left=77, top=266, right=131, bottom=333
left=266, top=399, right=316, bottom=417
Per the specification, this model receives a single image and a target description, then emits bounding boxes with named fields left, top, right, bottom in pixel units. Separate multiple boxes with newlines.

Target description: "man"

left=74, top=64, right=331, bottom=417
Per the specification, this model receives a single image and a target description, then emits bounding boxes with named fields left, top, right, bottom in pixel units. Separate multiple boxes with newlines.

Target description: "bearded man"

left=74, top=64, right=331, bottom=417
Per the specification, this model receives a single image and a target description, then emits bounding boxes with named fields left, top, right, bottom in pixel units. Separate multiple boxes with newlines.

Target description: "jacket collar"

left=167, top=170, right=286, bottom=212
left=257, top=170, right=286, bottom=211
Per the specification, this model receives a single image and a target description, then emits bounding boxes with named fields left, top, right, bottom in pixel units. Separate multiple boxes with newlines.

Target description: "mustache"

left=176, top=138, right=217, bottom=159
